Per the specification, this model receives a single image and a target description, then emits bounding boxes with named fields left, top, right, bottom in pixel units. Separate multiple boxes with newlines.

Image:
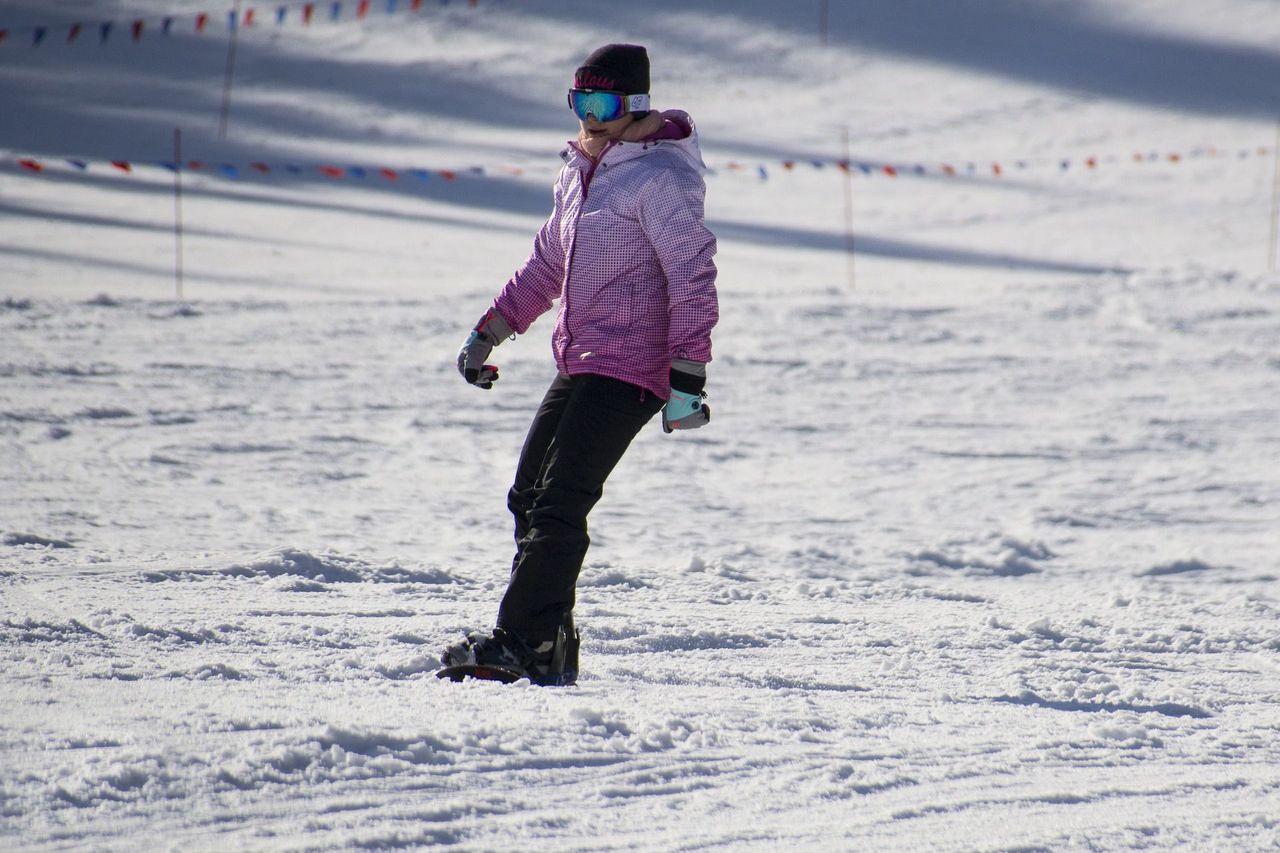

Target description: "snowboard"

left=435, top=663, right=578, bottom=686
left=435, top=663, right=525, bottom=684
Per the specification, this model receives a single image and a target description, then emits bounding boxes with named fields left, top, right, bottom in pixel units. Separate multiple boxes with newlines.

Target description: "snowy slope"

left=3, top=0, right=1280, bottom=850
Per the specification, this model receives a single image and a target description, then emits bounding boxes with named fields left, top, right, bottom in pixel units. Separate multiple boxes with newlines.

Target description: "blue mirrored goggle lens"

left=569, top=90, right=625, bottom=122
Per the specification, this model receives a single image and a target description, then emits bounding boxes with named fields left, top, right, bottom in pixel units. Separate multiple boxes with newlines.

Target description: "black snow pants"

left=497, top=372, right=664, bottom=643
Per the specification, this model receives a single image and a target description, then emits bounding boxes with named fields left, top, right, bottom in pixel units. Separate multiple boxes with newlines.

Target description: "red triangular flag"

left=111, top=161, right=133, bottom=173
left=195, top=13, right=209, bottom=32
left=18, top=159, right=44, bottom=172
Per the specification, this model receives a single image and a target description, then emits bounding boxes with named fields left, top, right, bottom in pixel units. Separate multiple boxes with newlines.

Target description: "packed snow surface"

left=3, top=0, right=1279, bottom=850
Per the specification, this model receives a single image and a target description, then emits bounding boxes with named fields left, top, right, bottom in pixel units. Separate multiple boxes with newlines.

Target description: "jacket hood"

left=650, top=109, right=707, bottom=174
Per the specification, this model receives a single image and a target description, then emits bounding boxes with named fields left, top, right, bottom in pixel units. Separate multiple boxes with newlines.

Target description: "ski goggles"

left=567, top=89, right=650, bottom=123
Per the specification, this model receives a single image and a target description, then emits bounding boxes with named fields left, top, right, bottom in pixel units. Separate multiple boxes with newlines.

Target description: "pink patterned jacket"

left=491, top=110, right=718, bottom=400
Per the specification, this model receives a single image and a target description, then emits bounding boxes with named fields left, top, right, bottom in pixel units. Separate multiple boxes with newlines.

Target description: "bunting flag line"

left=2, top=152, right=511, bottom=185
left=0, top=0, right=488, bottom=47
left=713, top=144, right=1276, bottom=182
left=4, top=142, right=1274, bottom=189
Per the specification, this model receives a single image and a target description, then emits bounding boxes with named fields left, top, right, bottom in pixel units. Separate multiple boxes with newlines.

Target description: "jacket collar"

left=559, top=111, right=705, bottom=173
left=560, top=137, right=666, bottom=169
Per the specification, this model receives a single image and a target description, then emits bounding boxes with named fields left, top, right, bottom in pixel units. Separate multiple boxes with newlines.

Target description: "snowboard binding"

left=437, top=619, right=580, bottom=687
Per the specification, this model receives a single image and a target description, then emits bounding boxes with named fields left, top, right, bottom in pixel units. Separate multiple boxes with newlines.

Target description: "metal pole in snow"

left=1270, top=119, right=1280, bottom=273
left=218, top=0, right=242, bottom=139
left=841, top=125, right=856, bottom=290
left=174, top=128, right=185, bottom=303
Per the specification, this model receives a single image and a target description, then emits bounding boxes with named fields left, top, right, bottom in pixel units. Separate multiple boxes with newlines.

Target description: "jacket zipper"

left=560, top=141, right=614, bottom=371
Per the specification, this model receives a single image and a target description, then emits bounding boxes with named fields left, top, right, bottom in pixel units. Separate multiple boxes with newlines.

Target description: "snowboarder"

left=440, top=43, right=719, bottom=686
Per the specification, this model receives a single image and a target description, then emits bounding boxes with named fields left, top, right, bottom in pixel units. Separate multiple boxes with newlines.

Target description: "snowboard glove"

left=662, top=359, right=710, bottom=433
left=457, top=308, right=513, bottom=389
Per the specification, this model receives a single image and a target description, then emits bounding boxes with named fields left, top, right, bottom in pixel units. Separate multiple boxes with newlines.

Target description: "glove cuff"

left=477, top=309, right=514, bottom=346
left=670, top=359, right=706, bottom=394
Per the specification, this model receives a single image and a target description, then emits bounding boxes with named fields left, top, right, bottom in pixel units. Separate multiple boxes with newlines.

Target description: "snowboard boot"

left=440, top=618, right=580, bottom=686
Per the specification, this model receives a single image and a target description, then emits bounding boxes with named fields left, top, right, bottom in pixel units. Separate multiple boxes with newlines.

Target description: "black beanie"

left=574, top=44, right=649, bottom=95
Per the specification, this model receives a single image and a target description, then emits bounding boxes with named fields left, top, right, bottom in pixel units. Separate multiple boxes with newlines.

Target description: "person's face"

left=579, top=112, right=635, bottom=142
